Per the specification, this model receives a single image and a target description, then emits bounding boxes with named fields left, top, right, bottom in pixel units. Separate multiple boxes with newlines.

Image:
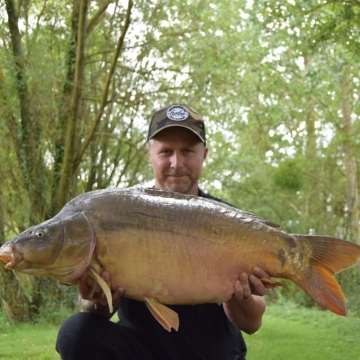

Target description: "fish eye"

left=36, top=230, right=45, bottom=237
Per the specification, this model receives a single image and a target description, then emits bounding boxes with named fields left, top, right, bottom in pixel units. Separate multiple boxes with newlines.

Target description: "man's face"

left=147, top=127, right=208, bottom=195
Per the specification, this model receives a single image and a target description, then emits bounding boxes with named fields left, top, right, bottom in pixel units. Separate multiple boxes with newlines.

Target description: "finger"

left=102, top=271, right=111, bottom=283
left=253, top=267, right=270, bottom=280
left=232, top=280, right=244, bottom=300
left=112, top=287, right=125, bottom=308
left=77, top=272, right=90, bottom=296
left=249, top=274, right=267, bottom=296
left=239, top=273, right=252, bottom=299
left=77, top=272, right=103, bottom=301
left=88, top=280, right=103, bottom=301
left=101, top=287, right=125, bottom=313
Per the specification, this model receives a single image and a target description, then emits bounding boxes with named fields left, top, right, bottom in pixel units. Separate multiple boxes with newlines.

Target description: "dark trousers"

left=56, top=312, right=156, bottom=360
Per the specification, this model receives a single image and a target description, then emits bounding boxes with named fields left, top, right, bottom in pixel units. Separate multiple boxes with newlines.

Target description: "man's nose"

left=170, top=153, right=183, bottom=169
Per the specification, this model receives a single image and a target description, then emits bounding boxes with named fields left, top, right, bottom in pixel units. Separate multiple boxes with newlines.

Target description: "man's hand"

left=77, top=270, right=124, bottom=319
left=233, top=267, right=270, bottom=300
left=223, top=267, right=270, bottom=333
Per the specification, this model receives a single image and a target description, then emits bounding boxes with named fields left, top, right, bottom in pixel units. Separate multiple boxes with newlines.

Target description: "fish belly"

left=97, top=226, right=282, bottom=305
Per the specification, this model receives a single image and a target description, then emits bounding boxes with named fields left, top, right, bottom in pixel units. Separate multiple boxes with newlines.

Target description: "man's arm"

left=223, top=267, right=268, bottom=334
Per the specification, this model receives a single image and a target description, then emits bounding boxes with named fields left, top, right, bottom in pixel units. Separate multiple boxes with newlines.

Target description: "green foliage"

left=336, top=266, right=360, bottom=316
left=35, top=305, right=77, bottom=327
left=273, top=158, right=304, bottom=192
left=30, top=278, right=79, bottom=321
left=1, top=0, right=359, bottom=319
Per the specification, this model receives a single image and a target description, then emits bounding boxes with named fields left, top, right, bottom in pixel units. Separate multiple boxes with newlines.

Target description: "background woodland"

left=0, top=0, right=359, bottom=320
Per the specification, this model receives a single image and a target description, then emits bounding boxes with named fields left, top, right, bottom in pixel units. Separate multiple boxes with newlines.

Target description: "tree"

left=1, top=0, right=359, bottom=319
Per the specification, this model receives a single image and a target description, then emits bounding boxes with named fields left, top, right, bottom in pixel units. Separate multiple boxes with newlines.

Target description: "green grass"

left=1, top=302, right=359, bottom=359
left=244, top=301, right=360, bottom=360
left=0, top=321, right=61, bottom=360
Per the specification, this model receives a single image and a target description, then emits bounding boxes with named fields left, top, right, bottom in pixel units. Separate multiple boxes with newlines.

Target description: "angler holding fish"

left=1, top=104, right=360, bottom=360
left=61, top=103, right=269, bottom=360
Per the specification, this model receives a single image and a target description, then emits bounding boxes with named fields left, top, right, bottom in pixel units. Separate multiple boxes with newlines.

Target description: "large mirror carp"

left=1, top=187, right=360, bottom=331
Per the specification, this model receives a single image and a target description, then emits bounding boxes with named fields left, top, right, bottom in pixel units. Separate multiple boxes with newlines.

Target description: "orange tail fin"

left=290, top=235, right=360, bottom=316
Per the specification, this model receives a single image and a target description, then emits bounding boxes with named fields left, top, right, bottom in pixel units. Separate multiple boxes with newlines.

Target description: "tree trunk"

left=5, top=0, right=47, bottom=225
left=52, top=0, right=89, bottom=215
left=340, top=74, right=360, bottom=244
left=3, top=0, right=47, bottom=320
left=51, top=0, right=133, bottom=215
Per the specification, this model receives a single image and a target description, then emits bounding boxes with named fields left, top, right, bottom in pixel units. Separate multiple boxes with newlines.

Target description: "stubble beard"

left=163, top=176, right=196, bottom=195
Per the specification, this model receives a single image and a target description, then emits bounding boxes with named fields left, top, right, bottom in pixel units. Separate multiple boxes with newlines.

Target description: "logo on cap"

left=167, top=105, right=189, bottom=121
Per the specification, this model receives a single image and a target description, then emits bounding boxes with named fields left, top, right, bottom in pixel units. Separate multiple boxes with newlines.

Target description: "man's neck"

left=153, top=182, right=199, bottom=196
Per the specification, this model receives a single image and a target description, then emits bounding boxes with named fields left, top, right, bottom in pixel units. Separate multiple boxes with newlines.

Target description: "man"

left=56, top=103, right=269, bottom=360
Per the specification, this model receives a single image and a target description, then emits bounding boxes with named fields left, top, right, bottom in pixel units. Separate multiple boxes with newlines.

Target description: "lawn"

left=0, top=320, right=61, bottom=360
left=1, top=302, right=359, bottom=359
left=244, top=301, right=360, bottom=360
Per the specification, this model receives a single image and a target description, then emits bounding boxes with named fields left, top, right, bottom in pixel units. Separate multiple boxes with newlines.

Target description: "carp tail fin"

left=144, top=296, right=179, bottom=332
left=88, top=266, right=113, bottom=313
left=291, top=235, right=360, bottom=316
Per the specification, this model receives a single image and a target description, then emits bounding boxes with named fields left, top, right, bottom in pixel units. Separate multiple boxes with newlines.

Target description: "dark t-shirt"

left=117, top=189, right=247, bottom=360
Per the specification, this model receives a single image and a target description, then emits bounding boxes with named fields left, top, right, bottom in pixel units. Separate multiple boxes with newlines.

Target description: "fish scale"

left=1, top=187, right=360, bottom=331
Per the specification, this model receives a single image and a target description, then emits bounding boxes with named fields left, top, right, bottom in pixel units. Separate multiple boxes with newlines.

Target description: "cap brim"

left=148, top=124, right=205, bottom=143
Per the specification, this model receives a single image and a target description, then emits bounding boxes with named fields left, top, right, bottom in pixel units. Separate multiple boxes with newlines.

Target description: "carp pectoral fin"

left=291, top=235, right=360, bottom=316
left=88, top=267, right=113, bottom=313
left=261, top=278, right=284, bottom=288
left=144, top=297, right=179, bottom=332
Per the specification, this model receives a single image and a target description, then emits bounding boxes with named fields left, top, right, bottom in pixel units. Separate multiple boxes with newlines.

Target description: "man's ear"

left=203, top=146, right=209, bottom=160
left=146, top=142, right=151, bottom=156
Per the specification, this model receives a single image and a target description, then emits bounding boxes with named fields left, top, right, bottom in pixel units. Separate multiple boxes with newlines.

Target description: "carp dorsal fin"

left=144, top=296, right=179, bottom=332
left=88, top=266, right=113, bottom=313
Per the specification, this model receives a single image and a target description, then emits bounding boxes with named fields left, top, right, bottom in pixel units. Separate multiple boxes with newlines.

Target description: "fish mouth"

left=0, top=244, right=23, bottom=269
